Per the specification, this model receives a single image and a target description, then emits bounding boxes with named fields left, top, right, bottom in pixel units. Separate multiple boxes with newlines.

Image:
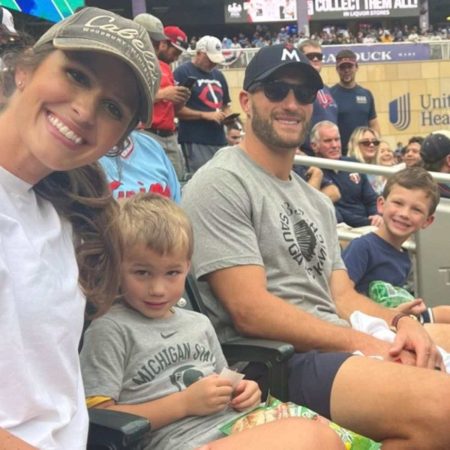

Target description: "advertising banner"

left=307, top=0, right=420, bottom=21
left=225, top=0, right=297, bottom=23
left=322, top=43, right=431, bottom=63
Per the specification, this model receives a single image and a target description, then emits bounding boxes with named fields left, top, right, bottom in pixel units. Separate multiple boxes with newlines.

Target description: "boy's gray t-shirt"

left=182, top=147, right=349, bottom=343
left=80, top=304, right=240, bottom=450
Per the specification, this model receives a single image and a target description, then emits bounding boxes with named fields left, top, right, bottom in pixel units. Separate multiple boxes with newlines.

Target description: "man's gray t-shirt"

left=80, top=304, right=240, bottom=450
left=181, top=147, right=349, bottom=344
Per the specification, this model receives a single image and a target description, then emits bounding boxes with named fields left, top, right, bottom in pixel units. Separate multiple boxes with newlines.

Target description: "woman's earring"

left=17, top=81, right=24, bottom=89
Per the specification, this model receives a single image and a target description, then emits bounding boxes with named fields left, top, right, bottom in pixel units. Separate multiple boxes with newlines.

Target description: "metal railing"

left=294, top=155, right=450, bottom=184
left=293, top=155, right=450, bottom=254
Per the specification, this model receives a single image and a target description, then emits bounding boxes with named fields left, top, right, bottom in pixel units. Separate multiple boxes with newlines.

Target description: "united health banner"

left=225, top=0, right=297, bottom=23
left=0, top=0, right=84, bottom=22
left=307, top=0, right=420, bottom=20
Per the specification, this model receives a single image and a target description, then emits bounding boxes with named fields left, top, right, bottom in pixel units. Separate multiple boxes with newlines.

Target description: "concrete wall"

left=223, top=59, right=450, bottom=148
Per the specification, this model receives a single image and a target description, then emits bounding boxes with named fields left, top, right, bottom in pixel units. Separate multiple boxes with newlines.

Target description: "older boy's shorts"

left=244, top=350, right=352, bottom=420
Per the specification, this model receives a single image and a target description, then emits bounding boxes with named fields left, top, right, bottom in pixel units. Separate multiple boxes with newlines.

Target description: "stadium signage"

left=322, top=43, right=430, bottom=63
left=309, top=0, right=419, bottom=20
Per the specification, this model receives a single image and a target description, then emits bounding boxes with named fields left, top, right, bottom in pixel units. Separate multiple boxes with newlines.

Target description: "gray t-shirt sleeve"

left=183, top=167, right=264, bottom=279
left=80, top=316, right=127, bottom=400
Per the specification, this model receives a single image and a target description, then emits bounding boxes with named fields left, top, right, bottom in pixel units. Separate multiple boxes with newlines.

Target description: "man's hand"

left=306, top=166, right=323, bottom=182
left=230, top=380, right=261, bottom=412
left=201, top=110, right=226, bottom=124
left=368, top=214, right=384, bottom=227
left=182, top=374, right=232, bottom=416
left=389, top=317, right=444, bottom=370
left=158, top=86, right=190, bottom=106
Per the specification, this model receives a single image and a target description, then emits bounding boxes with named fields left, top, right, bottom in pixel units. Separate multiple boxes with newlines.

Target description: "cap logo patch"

left=281, top=48, right=300, bottom=62
left=84, top=14, right=159, bottom=89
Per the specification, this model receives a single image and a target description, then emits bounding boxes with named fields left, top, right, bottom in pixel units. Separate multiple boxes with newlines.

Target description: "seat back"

left=415, top=198, right=450, bottom=307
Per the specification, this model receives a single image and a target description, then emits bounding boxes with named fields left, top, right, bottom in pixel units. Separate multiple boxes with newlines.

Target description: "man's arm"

left=369, top=117, right=380, bottom=135
left=155, top=85, right=190, bottom=107
left=321, top=184, right=341, bottom=203
left=205, top=264, right=396, bottom=357
left=176, top=106, right=226, bottom=124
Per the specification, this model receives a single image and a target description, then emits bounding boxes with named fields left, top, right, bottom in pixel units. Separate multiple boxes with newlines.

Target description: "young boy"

left=80, top=193, right=344, bottom=450
left=343, top=166, right=450, bottom=324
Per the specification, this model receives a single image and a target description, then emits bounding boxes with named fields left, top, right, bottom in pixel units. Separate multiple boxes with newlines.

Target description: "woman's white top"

left=0, top=167, right=88, bottom=449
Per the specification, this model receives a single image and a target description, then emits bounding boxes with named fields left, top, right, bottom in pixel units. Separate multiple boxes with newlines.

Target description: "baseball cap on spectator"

left=421, top=130, right=450, bottom=165
left=0, top=7, right=17, bottom=35
left=134, top=13, right=167, bottom=41
left=336, top=49, right=357, bottom=68
left=35, top=7, right=161, bottom=127
left=243, top=44, right=323, bottom=91
left=164, top=26, right=188, bottom=52
left=196, top=36, right=225, bottom=64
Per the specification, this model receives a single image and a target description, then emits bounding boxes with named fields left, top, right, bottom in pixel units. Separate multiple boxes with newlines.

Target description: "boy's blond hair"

left=118, top=193, right=194, bottom=259
left=382, top=167, right=440, bottom=215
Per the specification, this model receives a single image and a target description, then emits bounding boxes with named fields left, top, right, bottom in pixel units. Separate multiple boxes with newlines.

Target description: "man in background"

left=421, top=130, right=450, bottom=198
left=174, top=35, right=232, bottom=173
left=331, top=49, right=380, bottom=154
left=298, top=39, right=338, bottom=156
left=134, top=14, right=191, bottom=179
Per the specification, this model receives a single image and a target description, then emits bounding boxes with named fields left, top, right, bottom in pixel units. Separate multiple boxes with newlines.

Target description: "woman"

left=0, top=7, right=159, bottom=448
left=0, top=9, right=345, bottom=450
left=347, top=126, right=380, bottom=164
left=371, top=140, right=399, bottom=194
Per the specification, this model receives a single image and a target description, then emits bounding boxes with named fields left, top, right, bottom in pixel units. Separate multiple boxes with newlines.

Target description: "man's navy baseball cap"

left=421, top=130, right=450, bottom=165
left=243, top=44, right=323, bottom=91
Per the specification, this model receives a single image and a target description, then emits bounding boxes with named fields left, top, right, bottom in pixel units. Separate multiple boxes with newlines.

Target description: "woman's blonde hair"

left=347, top=127, right=380, bottom=163
left=118, top=193, right=194, bottom=260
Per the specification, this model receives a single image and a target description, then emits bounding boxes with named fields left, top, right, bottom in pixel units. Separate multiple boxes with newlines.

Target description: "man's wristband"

left=390, top=313, right=419, bottom=332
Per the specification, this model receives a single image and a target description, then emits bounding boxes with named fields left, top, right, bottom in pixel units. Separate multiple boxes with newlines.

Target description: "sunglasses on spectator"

left=249, top=80, right=317, bottom=104
left=359, top=139, right=380, bottom=147
left=305, top=52, right=323, bottom=61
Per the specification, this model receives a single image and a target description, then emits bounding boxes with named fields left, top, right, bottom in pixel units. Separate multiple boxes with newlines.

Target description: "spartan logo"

left=389, top=93, right=411, bottom=130
left=281, top=47, right=300, bottom=62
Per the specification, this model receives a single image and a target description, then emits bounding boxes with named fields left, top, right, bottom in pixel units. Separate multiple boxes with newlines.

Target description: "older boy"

left=80, top=193, right=344, bottom=450
left=343, top=167, right=450, bottom=324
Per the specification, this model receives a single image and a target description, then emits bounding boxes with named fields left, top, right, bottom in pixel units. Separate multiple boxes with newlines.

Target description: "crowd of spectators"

left=188, top=23, right=450, bottom=50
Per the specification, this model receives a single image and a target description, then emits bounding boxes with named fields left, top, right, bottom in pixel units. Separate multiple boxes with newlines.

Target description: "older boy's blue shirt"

left=342, top=232, right=411, bottom=294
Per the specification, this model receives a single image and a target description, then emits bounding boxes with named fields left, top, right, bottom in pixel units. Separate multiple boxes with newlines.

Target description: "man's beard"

left=251, top=102, right=309, bottom=152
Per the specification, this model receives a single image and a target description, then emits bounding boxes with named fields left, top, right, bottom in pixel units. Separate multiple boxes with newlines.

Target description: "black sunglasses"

left=359, top=139, right=380, bottom=147
left=250, top=80, right=317, bottom=104
left=305, top=52, right=323, bottom=61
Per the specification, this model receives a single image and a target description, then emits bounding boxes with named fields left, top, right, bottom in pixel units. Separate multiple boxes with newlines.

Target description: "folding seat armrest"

left=88, top=408, right=151, bottom=450
left=221, top=337, right=294, bottom=402
left=221, top=337, right=294, bottom=364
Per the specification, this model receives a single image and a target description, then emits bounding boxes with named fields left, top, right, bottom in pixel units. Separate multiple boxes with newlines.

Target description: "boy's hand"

left=230, top=380, right=261, bottom=412
left=183, top=374, right=233, bottom=416
left=395, top=298, right=426, bottom=316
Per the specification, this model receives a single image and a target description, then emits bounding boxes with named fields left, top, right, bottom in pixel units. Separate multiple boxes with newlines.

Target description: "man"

left=182, top=43, right=450, bottom=448
left=311, top=120, right=382, bottom=227
left=421, top=129, right=450, bottom=198
left=174, top=35, right=232, bottom=173
left=330, top=49, right=380, bottom=154
left=402, top=135, right=424, bottom=167
left=298, top=39, right=338, bottom=156
left=134, top=14, right=190, bottom=179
